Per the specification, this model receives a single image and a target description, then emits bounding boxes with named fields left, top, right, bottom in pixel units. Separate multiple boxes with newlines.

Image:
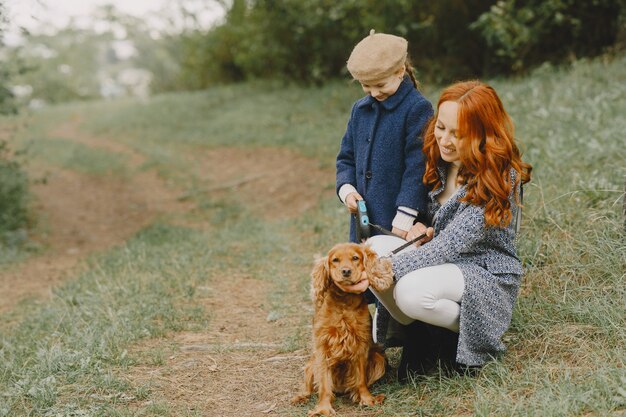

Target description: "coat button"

left=365, top=171, right=372, bottom=179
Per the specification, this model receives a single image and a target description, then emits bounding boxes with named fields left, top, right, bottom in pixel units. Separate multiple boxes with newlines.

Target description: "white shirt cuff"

left=338, top=184, right=358, bottom=205
left=392, top=206, right=418, bottom=231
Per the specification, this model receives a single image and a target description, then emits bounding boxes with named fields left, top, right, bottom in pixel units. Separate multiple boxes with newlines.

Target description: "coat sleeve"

left=394, top=99, right=433, bottom=213
left=336, top=104, right=358, bottom=198
left=391, top=202, right=486, bottom=279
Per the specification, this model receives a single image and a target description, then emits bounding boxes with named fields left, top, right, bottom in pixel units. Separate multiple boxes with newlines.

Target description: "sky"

left=3, top=0, right=224, bottom=43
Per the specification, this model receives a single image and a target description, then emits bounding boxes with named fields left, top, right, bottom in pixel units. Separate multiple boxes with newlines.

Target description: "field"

left=0, top=55, right=624, bottom=416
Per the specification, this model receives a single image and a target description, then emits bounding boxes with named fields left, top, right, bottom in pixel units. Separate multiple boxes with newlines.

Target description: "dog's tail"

left=367, top=344, right=386, bottom=386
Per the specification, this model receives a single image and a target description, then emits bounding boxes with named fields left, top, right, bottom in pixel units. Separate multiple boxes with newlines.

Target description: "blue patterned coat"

left=336, top=76, right=433, bottom=242
left=389, top=166, right=524, bottom=366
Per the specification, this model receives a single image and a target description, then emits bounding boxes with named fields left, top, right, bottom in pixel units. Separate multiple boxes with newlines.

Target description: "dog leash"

left=368, top=222, right=397, bottom=237
left=389, top=232, right=428, bottom=255
left=355, top=199, right=428, bottom=254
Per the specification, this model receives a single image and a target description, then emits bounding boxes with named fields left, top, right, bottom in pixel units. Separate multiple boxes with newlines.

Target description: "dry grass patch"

left=122, top=273, right=311, bottom=416
left=184, top=146, right=335, bottom=221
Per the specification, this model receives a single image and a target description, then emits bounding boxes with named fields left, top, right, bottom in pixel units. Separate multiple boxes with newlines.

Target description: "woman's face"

left=434, top=100, right=461, bottom=164
left=358, top=67, right=404, bottom=102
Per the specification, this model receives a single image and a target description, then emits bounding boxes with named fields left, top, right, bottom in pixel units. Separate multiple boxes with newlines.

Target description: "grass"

left=0, top=225, right=209, bottom=415
left=27, top=136, right=128, bottom=176
left=1, top=54, right=625, bottom=416
left=78, top=81, right=367, bottom=163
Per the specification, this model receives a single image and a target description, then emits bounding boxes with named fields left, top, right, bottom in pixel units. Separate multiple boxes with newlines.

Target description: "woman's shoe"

left=397, top=320, right=437, bottom=383
left=434, top=326, right=459, bottom=376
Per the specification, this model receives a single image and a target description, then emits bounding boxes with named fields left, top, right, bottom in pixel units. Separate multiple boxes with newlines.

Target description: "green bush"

left=1, top=6, right=32, bottom=249
left=161, top=0, right=623, bottom=89
left=161, top=0, right=494, bottom=89
left=471, top=0, right=623, bottom=74
left=0, top=140, right=30, bottom=245
left=0, top=2, right=17, bottom=114
left=0, top=70, right=16, bottom=115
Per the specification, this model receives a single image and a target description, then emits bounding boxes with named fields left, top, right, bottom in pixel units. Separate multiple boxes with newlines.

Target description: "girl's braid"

left=405, top=59, right=420, bottom=90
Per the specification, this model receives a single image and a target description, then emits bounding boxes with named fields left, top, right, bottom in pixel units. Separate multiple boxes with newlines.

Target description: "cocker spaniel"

left=292, top=242, right=394, bottom=416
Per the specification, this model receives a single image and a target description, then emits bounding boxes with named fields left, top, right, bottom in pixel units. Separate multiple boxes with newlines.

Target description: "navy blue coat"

left=336, top=76, right=433, bottom=241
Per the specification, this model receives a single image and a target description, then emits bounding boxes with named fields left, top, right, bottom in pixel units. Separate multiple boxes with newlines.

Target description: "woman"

left=342, top=80, right=532, bottom=380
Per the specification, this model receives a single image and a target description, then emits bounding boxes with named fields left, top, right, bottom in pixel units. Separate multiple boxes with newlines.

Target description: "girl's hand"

left=345, top=192, right=363, bottom=214
left=392, top=227, right=408, bottom=239
left=406, top=222, right=434, bottom=247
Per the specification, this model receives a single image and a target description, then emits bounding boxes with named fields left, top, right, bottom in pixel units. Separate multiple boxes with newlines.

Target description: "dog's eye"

left=352, top=255, right=360, bottom=261
left=332, top=257, right=339, bottom=263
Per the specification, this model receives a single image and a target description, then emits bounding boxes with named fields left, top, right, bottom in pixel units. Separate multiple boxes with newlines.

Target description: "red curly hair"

left=423, top=81, right=532, bottom=227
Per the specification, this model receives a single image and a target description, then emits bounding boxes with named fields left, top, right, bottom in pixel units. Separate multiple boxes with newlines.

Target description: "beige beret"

left=347, top=29, right=408, bottom=81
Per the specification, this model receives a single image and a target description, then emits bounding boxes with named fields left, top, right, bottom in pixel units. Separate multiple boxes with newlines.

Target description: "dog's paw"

left=360, top=393, right=385, bottom=406
left=371, top=393, right=385, bottom=405
left=358, top=392, right=385, bottom=406
left=368, top=258, right=394, bottom=291
left=291, top=394, right=310, bottom=405
left=308, top=405, right=336, bottom=417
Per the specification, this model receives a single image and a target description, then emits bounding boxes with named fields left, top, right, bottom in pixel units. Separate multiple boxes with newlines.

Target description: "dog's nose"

left=341, top=268, right=352, bottom=277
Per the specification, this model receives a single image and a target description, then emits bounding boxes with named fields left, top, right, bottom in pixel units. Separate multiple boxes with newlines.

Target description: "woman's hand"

left=406, top=222, right=434, bottom=247
left=335, top=271, right=369, bottom=294
left=345, top=192, right=363, bottom=214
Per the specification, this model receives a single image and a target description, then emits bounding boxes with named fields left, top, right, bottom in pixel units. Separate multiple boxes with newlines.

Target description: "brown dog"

left=292, top=242, right=394, bottom=416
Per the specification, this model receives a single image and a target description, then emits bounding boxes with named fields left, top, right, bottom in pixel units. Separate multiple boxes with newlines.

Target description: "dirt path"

left=124, top=274, right=312, bottom=416
left=192, top=146, right=332, bottom=220
left=0, top=119, right=338, bottom=415
left=0, top=121, right=193, bottom=314
left=123, top=272, right=384, bottom=417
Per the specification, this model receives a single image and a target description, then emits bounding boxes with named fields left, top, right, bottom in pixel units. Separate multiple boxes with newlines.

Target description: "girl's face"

left=434, top=101, right=461, bottom=164
left=359, top=67, right=405, bottom=101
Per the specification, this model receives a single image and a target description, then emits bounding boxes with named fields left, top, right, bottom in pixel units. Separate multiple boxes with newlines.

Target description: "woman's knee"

left=393, top=272, right=434, bottom=318
left=392, top=266, right=463, bottom=323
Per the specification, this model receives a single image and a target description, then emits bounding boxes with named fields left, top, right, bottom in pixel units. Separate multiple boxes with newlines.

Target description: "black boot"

left=431, top=328, right=482, bottom=377
left=433, top=326, right=459, bottom=376
left=397, top=320, right=438, bottom=383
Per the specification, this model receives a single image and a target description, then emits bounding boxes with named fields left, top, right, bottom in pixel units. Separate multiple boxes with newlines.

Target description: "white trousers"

left=367, top=235, right=465, bottom=332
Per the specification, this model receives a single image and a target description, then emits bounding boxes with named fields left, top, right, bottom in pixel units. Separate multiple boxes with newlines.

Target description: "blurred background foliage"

left=471, top=0, right=624, bottom=73
left=0, top=2, right=30, bottom=248
left=0, top=1, right=15, bottom=114
left=1, top=0, right=624, bottom=101
left=161, top=0, right=625, bottom=89
left=0, top=0, right=624, bottom=247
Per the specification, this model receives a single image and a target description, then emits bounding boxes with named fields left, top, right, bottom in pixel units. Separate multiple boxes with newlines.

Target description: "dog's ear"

left=310, top=255, right=330, bottom=308
left=361, top=244, right=378, bottom=272
left=362, top=244, right=394, bottom=292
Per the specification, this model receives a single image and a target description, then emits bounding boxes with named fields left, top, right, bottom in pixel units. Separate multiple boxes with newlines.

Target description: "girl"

left=336, top=30, right=433, bottom=242
left=342, top=80, right=532, bottom=380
